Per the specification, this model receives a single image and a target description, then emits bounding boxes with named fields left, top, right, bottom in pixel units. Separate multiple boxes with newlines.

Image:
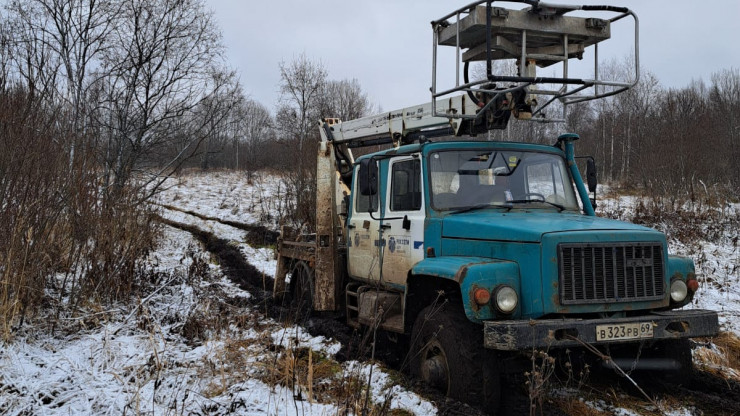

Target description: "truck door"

left=381, top=156, right=425, bottom=287
left=347, top=161, right=381, bottom=281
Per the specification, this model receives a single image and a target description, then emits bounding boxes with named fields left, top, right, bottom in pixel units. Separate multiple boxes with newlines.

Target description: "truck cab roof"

left=354, top=139, right=565, bottom=164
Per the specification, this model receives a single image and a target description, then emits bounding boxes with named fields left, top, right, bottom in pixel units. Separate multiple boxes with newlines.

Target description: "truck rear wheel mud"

left=287, top=261, right=314, bottom=323
left=410, top=303, right=500, bottom=412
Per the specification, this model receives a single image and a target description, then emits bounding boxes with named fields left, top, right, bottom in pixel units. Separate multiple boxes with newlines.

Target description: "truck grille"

left=558, top=243, right=664, bottom=305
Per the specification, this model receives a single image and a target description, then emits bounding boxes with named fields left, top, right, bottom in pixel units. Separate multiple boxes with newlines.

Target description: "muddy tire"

left=410, top=303, right=500, bottom=411
left=287, top=261, right=314, bottom=324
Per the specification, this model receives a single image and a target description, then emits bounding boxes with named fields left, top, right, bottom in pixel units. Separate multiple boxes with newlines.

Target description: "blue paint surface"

left=412, top=257, right=520, bottom=322
left=441, top=211, right=655, bottom=243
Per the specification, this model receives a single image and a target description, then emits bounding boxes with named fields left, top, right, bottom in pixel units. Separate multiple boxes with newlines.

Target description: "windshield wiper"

left=451, top=203, right=512, bottom=214
left=507, top=199, right=566, bottom=212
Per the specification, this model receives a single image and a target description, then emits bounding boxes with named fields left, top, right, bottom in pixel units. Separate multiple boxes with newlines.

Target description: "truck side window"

left=356, top=165, right=378, bottom=213
left=391, top=159, right=421, bottom=211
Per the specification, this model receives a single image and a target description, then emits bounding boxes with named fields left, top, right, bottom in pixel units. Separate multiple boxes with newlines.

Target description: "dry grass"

left=0, top=90, right=157, bottom=339
left=715, top=332, right=740, bottom=371
left=551, top=397, right=609, bottom=416
left=258, top=341, right=355, bottom=406
left=694, top=332, right=740, bottom=381
left=527, top=349, right=557, bottom=415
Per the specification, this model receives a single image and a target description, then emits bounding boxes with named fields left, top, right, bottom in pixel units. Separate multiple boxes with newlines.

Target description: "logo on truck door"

left=353, top=232, right=371, bottom=249
left=386, top=235, right=410, bottom=255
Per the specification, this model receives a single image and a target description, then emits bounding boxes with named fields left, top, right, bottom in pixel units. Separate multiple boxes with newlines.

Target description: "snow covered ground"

left=1, top=171, right=738, bottom=415
left=0, top=171, right=436, bottom=416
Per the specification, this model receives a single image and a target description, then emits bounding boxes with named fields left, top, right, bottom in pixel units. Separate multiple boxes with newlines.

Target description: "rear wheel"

left=410, top=303, right=501, bottom=411
left=287, top=261, right=314, bottom=324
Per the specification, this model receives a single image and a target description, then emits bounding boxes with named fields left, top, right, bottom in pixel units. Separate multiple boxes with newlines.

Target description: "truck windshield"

left=429, top=149, right=580, bottom=212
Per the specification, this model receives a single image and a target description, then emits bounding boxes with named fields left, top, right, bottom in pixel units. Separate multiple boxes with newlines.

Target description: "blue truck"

left=273, top=1, right=719, bottom=409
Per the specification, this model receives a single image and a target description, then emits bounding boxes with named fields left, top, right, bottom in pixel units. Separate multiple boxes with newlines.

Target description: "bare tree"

left=276, top=54, right=328, bottom=225
left=240, top=98, right=272, bottom=175
left=6, top=0, right=117, bottom=174
left=317, top=78, right=371, bottom=121
left=0, top=14, right=11, bottom=90
left=3, top=2, right=61, bottom=104
left=278, top=53, right=327, bottom=155
left=93, top=0, right=235, bottom=196
left=709, top=68, right=740, bottom=187
left=197, top=73, right=243, bottom=170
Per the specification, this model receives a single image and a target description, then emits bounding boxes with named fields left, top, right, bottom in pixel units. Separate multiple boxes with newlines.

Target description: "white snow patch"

left=271, top=326, right=342, bottom=357
left=348, top=361, right=438, bottom=415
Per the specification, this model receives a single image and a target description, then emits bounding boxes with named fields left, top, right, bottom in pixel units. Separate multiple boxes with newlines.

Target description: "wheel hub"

left=420, top=342, right=449, bottom=392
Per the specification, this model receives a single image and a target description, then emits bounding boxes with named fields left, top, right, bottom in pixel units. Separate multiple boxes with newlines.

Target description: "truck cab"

left=347, top=137, right=714, bottom=338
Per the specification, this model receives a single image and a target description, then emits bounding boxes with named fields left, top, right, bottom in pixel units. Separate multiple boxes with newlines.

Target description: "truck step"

left=380, top=314, right=404, bottom=333
left=345, top=283, right=362, bottom=328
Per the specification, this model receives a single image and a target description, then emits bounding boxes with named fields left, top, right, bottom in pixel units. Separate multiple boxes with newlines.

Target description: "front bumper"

left=483, top=309, right=719, bottom=351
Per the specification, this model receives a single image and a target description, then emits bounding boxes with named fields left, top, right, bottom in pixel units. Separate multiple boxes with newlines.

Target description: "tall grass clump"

left=601, top=181, right=739, bottom=246
left=0, top=88, right=157, bottom=339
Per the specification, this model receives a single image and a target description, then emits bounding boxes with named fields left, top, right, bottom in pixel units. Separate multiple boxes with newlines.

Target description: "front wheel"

left=410, top=303, right=501, bottom=411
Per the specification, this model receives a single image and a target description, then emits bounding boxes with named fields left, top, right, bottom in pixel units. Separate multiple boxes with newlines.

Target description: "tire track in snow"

left=158, top=203, right=279, bottom=247
left=154, top=214, right=272, bottom=305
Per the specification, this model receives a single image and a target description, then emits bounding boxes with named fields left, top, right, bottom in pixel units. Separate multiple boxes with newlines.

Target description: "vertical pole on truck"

left=313, top=122, right=350, bottom=311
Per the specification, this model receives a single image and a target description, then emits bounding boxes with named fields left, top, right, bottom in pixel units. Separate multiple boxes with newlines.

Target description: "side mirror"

left=358, top=158, right=378, bottom=196
left=586, top=158, right=597, bottom=193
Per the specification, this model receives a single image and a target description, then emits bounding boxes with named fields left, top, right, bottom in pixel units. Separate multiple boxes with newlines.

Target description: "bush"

left=0, top=88, right=157, bottom=339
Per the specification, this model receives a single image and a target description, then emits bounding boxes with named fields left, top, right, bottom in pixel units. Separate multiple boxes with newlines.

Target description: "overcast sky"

left=206, top=0, right=740, bottom=114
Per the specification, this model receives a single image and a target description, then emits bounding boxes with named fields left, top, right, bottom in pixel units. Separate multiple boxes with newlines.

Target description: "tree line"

left=573, top=66, right=740, bottom=199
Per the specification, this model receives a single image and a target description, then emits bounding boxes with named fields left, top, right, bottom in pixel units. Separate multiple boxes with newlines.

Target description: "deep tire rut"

left=156, top=214, right=272, bottom=304
left=155, top=213, right=357, bottom=344
left=159, top=203, right=279, bottom=246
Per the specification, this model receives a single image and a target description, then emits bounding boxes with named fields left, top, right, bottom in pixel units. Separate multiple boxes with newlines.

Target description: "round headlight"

left=670, top=279, right=688, bottom=303
left=494, top=285, right=518, bottom=314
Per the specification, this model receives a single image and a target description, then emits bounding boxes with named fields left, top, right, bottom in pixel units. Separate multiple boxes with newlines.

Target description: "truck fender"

left=410, top=257, right=521, bottom=323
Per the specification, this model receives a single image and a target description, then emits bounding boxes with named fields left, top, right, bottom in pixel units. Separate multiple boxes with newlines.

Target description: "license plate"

left=596, top=322, right=654, bottom=341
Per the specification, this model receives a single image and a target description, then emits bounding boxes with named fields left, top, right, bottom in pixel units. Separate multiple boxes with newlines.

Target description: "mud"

left=649, top=370, right=740, bottom=415
left=156, top=215, right=273, bottom=303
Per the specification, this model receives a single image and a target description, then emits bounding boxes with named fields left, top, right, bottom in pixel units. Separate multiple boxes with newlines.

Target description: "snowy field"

left=1, top=170, right=738, bottom=415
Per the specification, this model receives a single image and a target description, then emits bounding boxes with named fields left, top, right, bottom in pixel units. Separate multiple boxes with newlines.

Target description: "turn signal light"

left=474, top=288, right=491, bottom=305
left=687, top=279, right=699, bottom=293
